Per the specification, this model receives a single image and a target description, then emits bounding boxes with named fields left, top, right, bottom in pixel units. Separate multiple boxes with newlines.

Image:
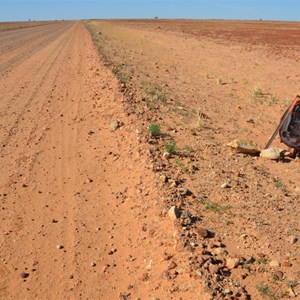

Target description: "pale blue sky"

left=0, top=0, right=299, bottom=22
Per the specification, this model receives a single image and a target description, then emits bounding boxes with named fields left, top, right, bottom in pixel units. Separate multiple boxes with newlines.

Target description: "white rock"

left=260, top=147, right=290, bottom=160
left=168, top=206, right=181, bottom=220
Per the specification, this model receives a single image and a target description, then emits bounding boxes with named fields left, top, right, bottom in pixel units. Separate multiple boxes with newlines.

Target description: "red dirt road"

left=0, top=21, right=203, bottom=299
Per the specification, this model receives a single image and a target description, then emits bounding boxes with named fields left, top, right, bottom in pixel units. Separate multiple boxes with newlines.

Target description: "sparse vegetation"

left=148, top=123, right=161, bottom=136
left=175, top=160, right=189, bottom=173
left=274, top=180, right=283, bottom=188
left=165, top=140, right=177, bottom=154
left=252, top=85, right=262, bottom=99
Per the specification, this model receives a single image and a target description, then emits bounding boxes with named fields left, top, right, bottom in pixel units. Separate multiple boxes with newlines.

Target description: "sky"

left=0, top=0, right=299, bottom=22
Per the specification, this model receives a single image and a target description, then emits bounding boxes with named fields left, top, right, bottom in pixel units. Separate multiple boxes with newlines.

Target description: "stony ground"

left=85, top=19, right=300, bottom=299
left=0, top=19, right=299, bottom=300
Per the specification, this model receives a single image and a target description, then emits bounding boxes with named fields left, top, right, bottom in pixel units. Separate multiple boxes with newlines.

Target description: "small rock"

left=295, top=186, right=300, bottom=193
left=208, top=264, right=219, bottom=275
left=110, top=120, right=121, bottom=132
left=167, top=261, right=177, bottom=270
left=178, top=187, right=188, bottom=195
left=288, top=235, right=298, bottom=244
left=223, top=288, right=232, bottom=295
left=56, top=244, right=64, bottom=249
left=141, top=273, right=150, bottom=282
left=20, top=272, right=29, bottom=279
left=260, top=147, right=290, bottom=160
left=226, top=257, right=240, bottom=269
left=162, top=270, right=171, bottom=280
left=269, top=260, right=280, bottom=267
left=221, top=182, right=230, bottom=189
left=213, top=247, right=228, bottom=256
left=163, top=151, right=171, bottom=159
left=168, top=206, right=181, bottom=220
left=108, top=248, right=117, bottom=255
left=226, top=139, right=260, bottom=155
left=91, top=262, right=96, bottom=267
left=163, top=252, right=173, bottom=261
left=196, top=227, right=209, bottom=238
left=159, top=175, right=168, bottom=183
left=146, top=260, right=153, bottom=270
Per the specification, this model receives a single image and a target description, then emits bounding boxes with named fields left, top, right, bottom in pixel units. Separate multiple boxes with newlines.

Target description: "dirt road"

left=0, top=21, right=205, bottom=299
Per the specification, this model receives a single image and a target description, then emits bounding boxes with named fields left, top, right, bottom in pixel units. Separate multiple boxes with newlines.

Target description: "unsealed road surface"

left=0, top=21, right=208, bottom=300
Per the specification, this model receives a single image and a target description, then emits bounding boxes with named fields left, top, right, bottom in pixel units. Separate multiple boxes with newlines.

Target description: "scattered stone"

left=223, top=288, right=232, bottom=295
left=168, top=206, right=181, bottom=220
left=213, top=247, right=228, bottom=256
left=167, top=261, right=177, bottom=270
left=91, top=262, right=96, bottom=267
left=146, top=260, right=153, bottom=270
left=159, top=175, right=168, bottom=183
left=220, top=182, right=230, bottom=189
left=163, top=151, right=171, bottom=159
left=260, top=147, right=290, bottom=160
left=208, top=264, right=219, bottom=275
left=69, top=275, right=74, bottom=279
left=162, top=270, right=171, bottom=280
left=110, top=120, right=121, bottom=132
left=163, top=252, right=173, bottom=261
left=196, top=227, right=209, bottom=238
left=226, top=257, right=240, bottom=269
left=141, top=273, right=150, bottom=282
left=20, top=272, right=29, bottom=279
left=119, top=293, right=131, bottom=300
left=226, top=139, right=260, bottom=155
left=269, top=260, right=280, bottom=267
left=108, top=248, right=117, bottom=255
left=178, top=187, right=189, bottom=195
left=288, top=235, right=298, bottom=244
left=56, top=244, right=64, bottom=249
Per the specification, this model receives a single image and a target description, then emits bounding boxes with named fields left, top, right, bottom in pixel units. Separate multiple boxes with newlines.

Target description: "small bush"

left=148, top=123, right=161, bottom=136
left=165, top=140, right=176, bottom=154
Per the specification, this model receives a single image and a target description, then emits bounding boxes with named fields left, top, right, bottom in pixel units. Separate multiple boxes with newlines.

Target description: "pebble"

left=226, top=139, right=260, bottom=155
left=91, top=262, right=96, bottom=267
left=168, top=206, right=181, bottom=220
left=260, top=147, right=289, bottom=160
left=110, top=120, right=121, bottom=132
left=167, top=261, right=177, bottom=270
left=163, top=151, right=171, bottom=159
left=288, top=235, right=298, bottom=244
left=141, top=273, right=150, bottom=282
left=226, top=258, right=240, bottom=269
left=213, top=247, right=228, bottom=256
left=269, top=260, right=280, bottom=267
left=221, top=182, right=230, bottom=189
left=196, top=227, right=209, bottom=238
left=159, top=175, right=168, bottom=183
left=56, top=244, right=64, bottom=249
left=20, top=272, right=29, bottom=279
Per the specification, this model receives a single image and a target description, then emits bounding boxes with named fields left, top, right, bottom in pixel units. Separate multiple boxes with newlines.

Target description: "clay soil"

left=0, top=19, right=300, bottom=300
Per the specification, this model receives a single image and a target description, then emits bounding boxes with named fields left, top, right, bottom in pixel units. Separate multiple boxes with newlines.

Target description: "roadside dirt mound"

left=86, top=20, right=300, bottom=299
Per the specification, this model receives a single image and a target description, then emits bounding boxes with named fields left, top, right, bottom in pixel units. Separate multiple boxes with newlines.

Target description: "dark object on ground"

left=265, top=95, right=300, bottom=153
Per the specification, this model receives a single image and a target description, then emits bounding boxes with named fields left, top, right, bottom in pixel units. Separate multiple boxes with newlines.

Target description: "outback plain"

left=0, top=19, right=300, bottom=300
